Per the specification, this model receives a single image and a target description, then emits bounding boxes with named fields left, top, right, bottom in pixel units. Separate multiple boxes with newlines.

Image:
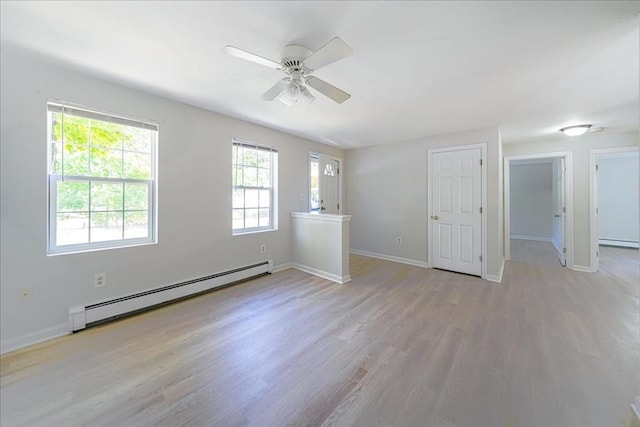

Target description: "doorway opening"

left=589, top=146, right=639, bottom=273
left=504, top=152, right=573, bottom=269
left=309, top=152, right=342, bottom=214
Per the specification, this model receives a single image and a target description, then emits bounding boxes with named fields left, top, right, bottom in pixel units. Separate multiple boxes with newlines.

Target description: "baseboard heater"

left=599, top=238, right=639, bottom=249
left=69, top=260, right=273, bottom=332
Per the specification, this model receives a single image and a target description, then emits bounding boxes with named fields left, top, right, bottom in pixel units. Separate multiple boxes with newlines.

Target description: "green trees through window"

left=48, top=103, right=157, bottom=253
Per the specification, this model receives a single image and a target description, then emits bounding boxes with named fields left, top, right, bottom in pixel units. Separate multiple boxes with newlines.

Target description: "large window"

left=47, top=102, right=157, bottom=254
left=232, top=140, right=277, bottom=234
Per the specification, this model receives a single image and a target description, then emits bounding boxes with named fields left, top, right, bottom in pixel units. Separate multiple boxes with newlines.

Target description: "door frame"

left=589, top=145, right=639, bottom=272
left=309, top=152, right=343, bottom=214
left=427, top=143, right=487, bottom=279
left=504, top=152, right=574, bottom=269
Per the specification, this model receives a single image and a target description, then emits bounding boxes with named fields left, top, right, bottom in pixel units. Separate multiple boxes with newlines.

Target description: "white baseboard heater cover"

left=69, top=260, right=273, bottom=332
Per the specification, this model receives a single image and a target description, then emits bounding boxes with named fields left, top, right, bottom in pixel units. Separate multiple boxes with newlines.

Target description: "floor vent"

left=69, top=260, right=273, bottom=331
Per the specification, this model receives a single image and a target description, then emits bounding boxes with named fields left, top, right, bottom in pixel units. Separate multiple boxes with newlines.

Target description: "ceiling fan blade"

left=303, top=37, right=353, bottom=71
left=262, top=79, right=288, bottom=101
left=222, top=45, right=281, bottom=70
left=306, top=76, right=351, bottom=104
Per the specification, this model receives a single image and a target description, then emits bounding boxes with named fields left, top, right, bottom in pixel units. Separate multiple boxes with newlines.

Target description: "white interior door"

left=552, top=157, right=566, bottom=266
left=319, top=155, right=340, bottom=214
left=431, top=148, right=482, bottom=276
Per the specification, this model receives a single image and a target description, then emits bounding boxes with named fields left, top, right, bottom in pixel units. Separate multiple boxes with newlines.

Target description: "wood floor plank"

left=1, top=240, right=638, bottom=426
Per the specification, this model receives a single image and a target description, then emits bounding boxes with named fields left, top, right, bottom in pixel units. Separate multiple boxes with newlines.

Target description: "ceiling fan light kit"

left=559, top=124, right=592, bottom=136
left=222, top=37, right=353, bottom=106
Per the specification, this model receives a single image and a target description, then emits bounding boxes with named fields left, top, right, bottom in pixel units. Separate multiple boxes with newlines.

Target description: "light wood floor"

left=1, top=240, right=638, bottom=427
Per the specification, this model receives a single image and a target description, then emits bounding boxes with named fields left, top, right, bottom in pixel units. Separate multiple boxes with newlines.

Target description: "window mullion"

left=61, top=110, right=65, bottom=180
left=87, top=119, right=92, bottom=178
left=121, top=182, right=125, bottom=240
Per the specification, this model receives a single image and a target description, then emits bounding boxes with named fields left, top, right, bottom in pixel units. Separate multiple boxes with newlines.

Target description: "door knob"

left=554, top=214, right=560, bottom=218
left=431, top=215, right=439, bottom=220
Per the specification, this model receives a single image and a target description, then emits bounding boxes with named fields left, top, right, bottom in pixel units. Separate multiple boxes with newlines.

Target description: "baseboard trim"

left=485, top=257, right=505, bottom=283
left=1, top=323, right=70, bottom=355
left=349, top=249, right=429, bottom=268
left=572, top=264, right=595, bottom=273
left=272, top=262, right=292, bottom=273
left=511, top=235, right=552, bottom=242
left=631, top=396, right=640, bottom=427
left=291, top=263, right=351, bottom=284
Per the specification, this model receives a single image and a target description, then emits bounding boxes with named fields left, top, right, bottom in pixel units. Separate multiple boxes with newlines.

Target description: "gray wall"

left=0, top=49, right=344, bottom=351
left=598, top=153, right=639, bottom=243
left=345, top=127, right=504, bottom=279
left=509, top=163, right=553, bottom=240
left=504, top=131, right=640, bottom=268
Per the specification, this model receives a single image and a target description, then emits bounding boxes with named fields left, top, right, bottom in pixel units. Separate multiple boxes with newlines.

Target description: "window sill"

left=47, top=240, right=157, bottom=256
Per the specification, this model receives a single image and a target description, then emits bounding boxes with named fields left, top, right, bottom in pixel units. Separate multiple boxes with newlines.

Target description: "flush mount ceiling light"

left=559, top=124, right=592, bottom=136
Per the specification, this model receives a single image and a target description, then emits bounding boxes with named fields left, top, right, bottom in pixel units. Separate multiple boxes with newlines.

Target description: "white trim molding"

left=1, top=323, right=70, bottom=355
left=631, top=396, right=640, bottom=425
left=272, top=262, right=293, bottom=273
left=290, top=212, right=352, bottom=222
left=350, top=249, right=429, bottom=268
left=572, top=265, right=596, bottom=273
left=291, top=263, right=351, bottom=284
left=485, top=257, right=505, bottom=283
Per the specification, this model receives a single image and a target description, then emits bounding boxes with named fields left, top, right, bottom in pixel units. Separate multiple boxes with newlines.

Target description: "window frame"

left=232, top=139, right=278, bottom=235
left=46, top=101, right=158, bottom=255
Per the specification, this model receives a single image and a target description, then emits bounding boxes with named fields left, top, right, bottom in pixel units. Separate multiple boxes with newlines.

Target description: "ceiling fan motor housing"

left=281, top=45, right=312, bottom=74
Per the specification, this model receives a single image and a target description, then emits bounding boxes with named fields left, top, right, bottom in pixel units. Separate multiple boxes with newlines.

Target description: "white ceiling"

left=1, top=1, right=639, bottom=149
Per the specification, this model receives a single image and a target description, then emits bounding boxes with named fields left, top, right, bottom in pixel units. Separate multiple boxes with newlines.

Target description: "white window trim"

left=232, top=139, right=278, bottom=235
left=46, top=102, right=158, bottom=255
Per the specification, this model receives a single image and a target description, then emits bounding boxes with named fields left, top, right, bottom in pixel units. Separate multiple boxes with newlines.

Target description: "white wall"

left=345, top=127, right=504, bottom=278
left=509, top=163, right=553, bottom=240
left=503, top=131, right=640, bottom=268
left=291, top=213, right=351, bottom=283
left=0, top=49, right=344, bottom=352
left=598, top=152, right=639, bottom=243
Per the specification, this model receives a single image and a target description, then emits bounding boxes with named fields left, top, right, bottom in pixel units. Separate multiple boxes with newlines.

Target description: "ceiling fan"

left=222, top=37, right=353, bottom=106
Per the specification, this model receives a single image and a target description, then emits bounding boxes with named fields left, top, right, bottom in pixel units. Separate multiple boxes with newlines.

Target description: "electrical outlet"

left=300, top=193, right=306, bottom=200
left=94, top=272, right=106, bottom=288
left=396, top=237, right=402, bottom=245
left=260, top=244, right=267, bottom=254
left=21, top=287, right=32, bottom=299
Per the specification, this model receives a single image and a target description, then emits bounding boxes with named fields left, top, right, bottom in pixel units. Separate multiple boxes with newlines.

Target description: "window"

left=47, top=102, right=157, bottom=254
left=232, top=140, right=277, bottom=234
